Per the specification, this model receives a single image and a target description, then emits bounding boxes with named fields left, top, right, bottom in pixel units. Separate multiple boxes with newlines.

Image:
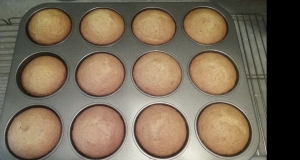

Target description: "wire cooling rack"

left=0, top=15, right=267, bottom=159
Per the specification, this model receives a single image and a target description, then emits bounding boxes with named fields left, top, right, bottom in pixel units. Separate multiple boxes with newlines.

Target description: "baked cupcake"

left=135, top=104, right=187, bottom=157
left=76, top=53, right=125, bottom=96
left=197, top=103, right=250, bottom=156
left=132, top=9, right=175, bottom=45
left=28, top=8, right=71, bottom=45
left=183, top=8, right=227, bottom=45
left=133, top=51, right=181, bottom=96
left=71, top=105, right=125, bottom=158
left=21, top=55, right=67, bottom=97
left=189, top=52, right=237, bottom=95
left=7, top=107, right=61, bottom=159
left=80, top=8, right=124, bottom=45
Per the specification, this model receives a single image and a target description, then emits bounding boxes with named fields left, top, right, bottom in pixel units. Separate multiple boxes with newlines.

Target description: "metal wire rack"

left=0, top=17, right=20, bottom=110
left=233, top=14, right=267, bottom=159
left=0, top=15, right=267, bottom=159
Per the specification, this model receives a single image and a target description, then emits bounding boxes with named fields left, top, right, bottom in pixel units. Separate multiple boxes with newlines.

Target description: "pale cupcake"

left=76, top=53, right=125, bottom=96
left=28, top=8, right=71, bottom=45
left=184, top=8, right=227, bottom=45
left=80, top=8, right=124, bottom=45
left=197, top=103, right=250, bottom=156
left=133, top=51, right=181, bottom=96
left=189, top=52, right=237, bottom=95
left=21, top=55, right=67, bottom=97
left=132, top=9, right=176, bottom=45
left=135, top=104, right=187, bottom=157
left=72, top=105, right=125, bottom=158
left=7, top=107, right=61, bottom=159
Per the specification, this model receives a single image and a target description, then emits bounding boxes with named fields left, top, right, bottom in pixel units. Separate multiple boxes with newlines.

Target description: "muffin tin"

left=0, top=2, right=259, bottom=160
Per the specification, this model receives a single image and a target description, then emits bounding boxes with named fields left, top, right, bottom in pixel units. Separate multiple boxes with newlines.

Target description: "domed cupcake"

left=76, top=53, right=125, bottom=96
left=197, top=103, right=250, bottom=156
left=7, top=107, right=61, bottom=159
left=133, top=51, right=181, bottom=96
left=184, top=8, right=227, bottom=45
left=71, top=105, right=125, bottom=158
left=80, top=8, right=124, bottom=45
left=28, top=8, right=71, bottom=45
left=189, top=52, right=237, bottom=95
left=135, top=104, right=187, bottom=157
left=132, top=9, right=176, bottom=45
left=21, top=55, right=67, bottom=97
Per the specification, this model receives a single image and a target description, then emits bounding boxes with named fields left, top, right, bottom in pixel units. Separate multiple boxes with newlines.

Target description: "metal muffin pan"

left=0, top=2, right=259, bottom=160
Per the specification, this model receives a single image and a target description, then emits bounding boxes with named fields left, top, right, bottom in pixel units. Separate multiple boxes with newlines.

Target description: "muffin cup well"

left=183, top=7, right=228, bottom=45
left=132, top=50, right=182, bottom=97
left=69, top=104, right=126, bottom=159
left=16, top=52, right=68, bottom=98
left=188, top=50, right=239, bottom=96
left=80, top=8, right=125, bottom=46
left=195, top=102, right=252, bottom=158
left=26, top=8, right=72, bottom=46
left=75, top=52, right=125, bottom=98
left=133, top=102, right=189, bottom=159
left=131, top=8, right=176, bottom=46
left=5, top=105, right=63, bottom=160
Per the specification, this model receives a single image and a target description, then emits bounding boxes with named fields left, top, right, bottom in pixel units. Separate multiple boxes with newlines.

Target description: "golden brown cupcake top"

left=21, top=55, right=67, bottom=97
left=184, top=8, right=227, bottom=45
left=7, top=107, right=61, bottom=159
left=71, top=105, right=125, bottom=158
left=76, top=53, right=125, bottom=96
left=133, top=51, right=181, bottom=96
left=80, top=8, right=124, bottom=45
left=189, top=52, right=237, bottom=95
left=135, top=104, right=187, bottom=157
left=132, top=9, right=176, bottom=45
left=197, top=103, right=250, bottom=156
left=28, top=8, right=71, bottom=45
